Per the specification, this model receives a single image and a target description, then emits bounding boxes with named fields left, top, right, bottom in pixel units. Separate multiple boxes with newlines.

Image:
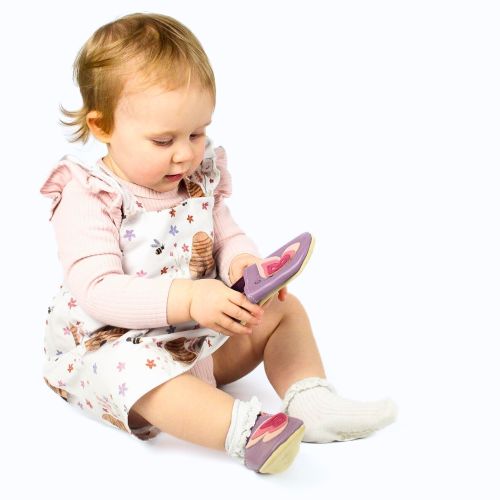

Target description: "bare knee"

left=265, top=292, right=302, bottom=323
left=131, top=372, right=235, bottom=451
left=281, top=292, right=301, bottom=309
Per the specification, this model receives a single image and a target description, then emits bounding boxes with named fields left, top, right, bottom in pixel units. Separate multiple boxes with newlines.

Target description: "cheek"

left=112, top=132, right=142, bottom=162
left=196, top=142, right=207, bottom=163
left=147, top=152, right=171, bottom=174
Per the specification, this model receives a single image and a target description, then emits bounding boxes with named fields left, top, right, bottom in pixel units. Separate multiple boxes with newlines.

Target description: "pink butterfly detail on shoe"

left=246, top=413, right=289, bottom=448
left=256, top=242, right=300, bottom=279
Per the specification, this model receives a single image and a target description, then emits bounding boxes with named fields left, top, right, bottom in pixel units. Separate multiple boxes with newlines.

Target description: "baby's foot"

left=244, top=412, right=305, bottom=473
left=282, top=377, right=397, bottom=443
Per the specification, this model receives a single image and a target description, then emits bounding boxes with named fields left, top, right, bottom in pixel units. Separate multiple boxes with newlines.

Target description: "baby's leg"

left=131, top=372, right=233, bottom=450
left=131, top=372, right=305, bottom=473
left=214, top=293, right=397, bottom=443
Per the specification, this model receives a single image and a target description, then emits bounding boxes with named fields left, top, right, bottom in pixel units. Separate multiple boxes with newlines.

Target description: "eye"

left=152, top=133, right=205, bottom=147
left=152, top=139, right=173, bottom=147
left=190, top=133, right=205, bottom=140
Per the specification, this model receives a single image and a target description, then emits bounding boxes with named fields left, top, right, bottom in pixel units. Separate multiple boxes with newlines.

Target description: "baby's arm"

left=166, top=279, right=193, bottom=324
left=49, top=179, right=260, bottom=332
left=50, top=179, right=174, bottom=329
left=212, top=147, right=261, bottom=286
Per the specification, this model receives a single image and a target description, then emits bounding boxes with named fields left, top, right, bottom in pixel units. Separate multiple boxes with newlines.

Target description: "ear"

left=86, top=110, right=111, bottom=143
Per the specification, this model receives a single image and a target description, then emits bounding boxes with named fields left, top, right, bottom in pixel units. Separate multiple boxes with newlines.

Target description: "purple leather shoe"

left=244, top=411, right=305, bottom=474
left=231, top=232, right=315, bottom=306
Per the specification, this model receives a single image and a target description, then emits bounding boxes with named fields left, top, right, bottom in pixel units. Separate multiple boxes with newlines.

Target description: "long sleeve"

left=48, top=178, right=174, bottom=329
left=212, top=147, right=261, bottom=286
left=41, top=144, right=260, bottom=329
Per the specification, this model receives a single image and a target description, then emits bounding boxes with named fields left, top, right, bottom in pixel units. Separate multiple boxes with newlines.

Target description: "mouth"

left=164, top=173, right=183, bottom=181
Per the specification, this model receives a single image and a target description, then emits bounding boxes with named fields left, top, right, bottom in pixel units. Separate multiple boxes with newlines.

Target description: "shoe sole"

left=257, top=424, right=305, bottom=474
left=258, top=234, right=316, bottom=307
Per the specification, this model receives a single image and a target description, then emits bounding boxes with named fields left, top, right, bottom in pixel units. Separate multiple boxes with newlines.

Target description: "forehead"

left=116, top=75, right=214, bottom=128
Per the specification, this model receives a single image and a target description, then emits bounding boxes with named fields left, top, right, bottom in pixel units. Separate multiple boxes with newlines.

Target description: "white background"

left=1, top=0, right=499, bottom=498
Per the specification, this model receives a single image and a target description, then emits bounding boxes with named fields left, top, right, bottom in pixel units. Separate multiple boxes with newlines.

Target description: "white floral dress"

left=42, top=139, right=229, bottom=440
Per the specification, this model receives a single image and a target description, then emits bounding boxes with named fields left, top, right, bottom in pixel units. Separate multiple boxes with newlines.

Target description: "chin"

left=153, top=181, right=181, bottom=193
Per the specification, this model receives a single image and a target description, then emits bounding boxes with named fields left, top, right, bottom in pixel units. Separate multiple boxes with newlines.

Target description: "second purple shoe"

left=244, top=411, right=305, bottom=474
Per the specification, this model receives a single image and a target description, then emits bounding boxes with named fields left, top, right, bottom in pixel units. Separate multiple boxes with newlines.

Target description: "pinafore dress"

left=42, top=140, right=229, bottom=440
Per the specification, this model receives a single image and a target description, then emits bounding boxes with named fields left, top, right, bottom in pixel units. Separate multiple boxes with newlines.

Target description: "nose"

left=172, top=139, right=195, bottom=165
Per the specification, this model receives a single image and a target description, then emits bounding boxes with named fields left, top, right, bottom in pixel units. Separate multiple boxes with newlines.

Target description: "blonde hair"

left=60, top=12, right=216, bottom=144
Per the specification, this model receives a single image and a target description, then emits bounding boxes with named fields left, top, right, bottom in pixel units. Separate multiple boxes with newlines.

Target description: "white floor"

left=9, top=336, right=497, bottom=499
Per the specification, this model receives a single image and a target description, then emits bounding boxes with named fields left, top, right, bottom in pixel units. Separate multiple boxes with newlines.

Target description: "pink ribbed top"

left=41, top=146, right=261, bottom=329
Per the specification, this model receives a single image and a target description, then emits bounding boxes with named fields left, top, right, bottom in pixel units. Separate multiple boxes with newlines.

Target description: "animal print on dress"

left=96, top=394, right=128, bottom=431
left=68, top=321, right=85, bottom=346
left=84, top=326, right=129, bottom=352
left=189, top=231, right=215, bottom=278
left=163, top=336, right=208, bottom=363
left=185, top=179, right=204, bottom=198
left=101, top=413, right=128, bottom=431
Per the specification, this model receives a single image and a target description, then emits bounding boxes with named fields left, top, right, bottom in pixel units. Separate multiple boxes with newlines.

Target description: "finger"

left=226, top=303, right=261, bottom=327
left=230, top=291, right=265, bottom=318
left=229, top=269, right=243, bottom=286
left=213, top=323, right=238, bottom=337
left=219, top=313, right=253, bottom=336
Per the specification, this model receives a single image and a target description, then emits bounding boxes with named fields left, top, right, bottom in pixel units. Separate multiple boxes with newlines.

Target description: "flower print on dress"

left=146, top=359, right=157, bottom=369
left=167, top=242, right=189, bottom=275
left=118, top=382, right=128, bottom=396
left=123, top=229, right=136, bottom=241
left=44, top=377, right=69, bottom=401
left=64, top=321, right=85, bottom=346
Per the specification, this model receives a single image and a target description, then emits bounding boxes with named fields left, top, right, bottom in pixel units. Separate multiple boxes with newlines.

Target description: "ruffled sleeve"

left=213, top=146, right=232, bottom=199
left=39, top=156, right=173, bottom=329
left=40, top=157, right=123, bottom=228
left=212, top=146, right=261, bottom=287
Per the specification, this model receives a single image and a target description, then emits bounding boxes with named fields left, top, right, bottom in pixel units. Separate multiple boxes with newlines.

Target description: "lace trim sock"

left=224, top=396, right=263, bottom=464
left=281, top=377, right=398, bottom=443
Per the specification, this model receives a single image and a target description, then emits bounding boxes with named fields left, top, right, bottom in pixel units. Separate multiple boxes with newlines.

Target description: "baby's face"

left=103, top=76, right=214, bottom=192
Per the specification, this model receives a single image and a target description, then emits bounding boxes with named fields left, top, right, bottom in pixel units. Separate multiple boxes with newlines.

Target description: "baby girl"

left=40, top=12, right=397, bottom=474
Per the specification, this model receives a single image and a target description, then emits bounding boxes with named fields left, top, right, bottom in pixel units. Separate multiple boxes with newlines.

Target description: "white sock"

left=281, top=377, right=398, bottom=443
left=224, top=396, right=262, bottom=463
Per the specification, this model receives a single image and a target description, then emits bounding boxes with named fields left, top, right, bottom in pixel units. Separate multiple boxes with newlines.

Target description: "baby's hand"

left=229, top=253, right=257, bottom=284
left=189, top=279, right=264, bottom=336
left=229, top=253, right=288, bottom=308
